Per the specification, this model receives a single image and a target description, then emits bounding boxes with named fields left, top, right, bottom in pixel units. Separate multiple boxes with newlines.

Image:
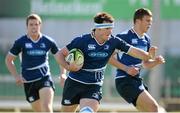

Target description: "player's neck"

left=27, top=33, right=41, bottom=41
left=92, top=31, right=105, bottom=44
left=133, top=26, right=144, bottom=37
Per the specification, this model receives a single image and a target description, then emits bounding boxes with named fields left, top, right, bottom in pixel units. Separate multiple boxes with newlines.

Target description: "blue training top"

left=9, top=34, right=59, bottom=82
left=66, top=33, right=131, bottom=86
left=115, top=29, right=151, bottom=79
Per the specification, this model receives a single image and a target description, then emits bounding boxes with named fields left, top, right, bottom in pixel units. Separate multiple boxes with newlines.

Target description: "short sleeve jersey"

left=66, top=33, right=131, bottom=85
left=9, top=34, right=59, bottom=81
left=116, top=29, right=151, bottom=78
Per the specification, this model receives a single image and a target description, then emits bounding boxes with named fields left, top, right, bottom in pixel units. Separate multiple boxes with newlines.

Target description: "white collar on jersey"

left=131, top=28, right=145, bottom=39
left=27, top=33, right=42, bottom=43
left=91, top=31, right=107, bottom=46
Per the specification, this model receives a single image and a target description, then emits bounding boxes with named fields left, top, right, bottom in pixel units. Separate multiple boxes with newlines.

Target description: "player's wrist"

left=124, top=66, right=129, bottom=73
left=58, top=73, right=67, bottom=79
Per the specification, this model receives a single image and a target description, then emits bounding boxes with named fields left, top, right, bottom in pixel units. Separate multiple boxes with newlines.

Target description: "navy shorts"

left=61, top=77, right=102, bottom=105
left=24, top=76, right=55, bottom=103
left=115, top=76, right=148, bottom=106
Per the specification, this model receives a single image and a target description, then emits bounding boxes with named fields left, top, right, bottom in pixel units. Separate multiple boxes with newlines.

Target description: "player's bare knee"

left=41, top=103, right=52, bottom=111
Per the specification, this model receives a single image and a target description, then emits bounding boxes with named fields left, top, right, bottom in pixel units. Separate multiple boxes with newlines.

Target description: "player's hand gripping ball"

left=66, top=48, right=84, bottom=67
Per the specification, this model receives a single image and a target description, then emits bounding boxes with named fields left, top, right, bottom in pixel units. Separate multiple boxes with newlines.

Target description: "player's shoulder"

left=80, top=33, right=91, bottom=39
left=73, top=33, right=91, bottom=42
left=41, top=34, right=56, bottom=43
left=116, top=29, right=132, bottom=41
left=109, top=35, right=124, bottom=43
left=116, top=29, right=131, bottom=37
left=14, top=34, right=28, bottom=43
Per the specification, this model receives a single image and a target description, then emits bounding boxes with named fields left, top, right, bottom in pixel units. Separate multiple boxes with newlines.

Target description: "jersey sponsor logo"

left=25, top=43, right=33, bottom=48
left=88, top=44, right=96, bottom=50
left=88, top=52, right=108, bottom=57
left=27, top=50, right=46, bottom=56
left=64, top=99, right=71, bottom=104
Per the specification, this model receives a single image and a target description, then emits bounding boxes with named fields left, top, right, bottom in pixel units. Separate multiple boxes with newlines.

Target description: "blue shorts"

left=61, top=77, right=102, bottom=105
left=115, top=76, right=148, bottom=106
left=24, top=76, right=55, bottom=103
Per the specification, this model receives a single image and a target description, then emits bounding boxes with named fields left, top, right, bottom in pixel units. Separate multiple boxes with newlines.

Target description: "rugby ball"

left=66, top=48, right=84, bottom=66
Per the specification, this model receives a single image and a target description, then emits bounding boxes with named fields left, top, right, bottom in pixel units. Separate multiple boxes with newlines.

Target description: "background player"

left=5, top=14, right=60, bottom=112
left=109, top=8, right=165, bottom=112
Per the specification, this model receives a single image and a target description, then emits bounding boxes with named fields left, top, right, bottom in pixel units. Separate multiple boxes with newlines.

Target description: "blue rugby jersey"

left=66, top=33, right=131, bottom=85
left=116, top=29, right=151, bottom=78
left=9, top=34, right=59, bottom=82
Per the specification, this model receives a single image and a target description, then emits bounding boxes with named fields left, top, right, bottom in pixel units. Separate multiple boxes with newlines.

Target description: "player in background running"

left=109, top=8, right=165, bottom=112
left=5, top=14, right=61, bottom=112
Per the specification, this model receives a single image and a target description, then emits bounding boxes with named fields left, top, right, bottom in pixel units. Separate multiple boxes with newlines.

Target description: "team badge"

left=40, top=43, right=46, bottom=48
left=104, top=45, right=109, bottom=50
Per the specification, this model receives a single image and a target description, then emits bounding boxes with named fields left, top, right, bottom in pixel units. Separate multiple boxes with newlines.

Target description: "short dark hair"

left=26, top=14, right=42, bottom=26
left=133, top=8, right=152, bottom=23
left=94, top=12, right=114, bottom=24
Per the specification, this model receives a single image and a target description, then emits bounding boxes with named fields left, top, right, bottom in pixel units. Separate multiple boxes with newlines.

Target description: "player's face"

left=96, top=27, right=113, bottom=43
left=27, top=19, right=41, bottom=38
left=140, top=15, right=152, bottom=33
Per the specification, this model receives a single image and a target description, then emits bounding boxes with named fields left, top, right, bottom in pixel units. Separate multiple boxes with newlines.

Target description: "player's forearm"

left=143, top=56, right=165, bottom=69
left=108, top=56, right=128, bottom=72
left=55, top=51, right=70, bottom=71
left=5, top=61, right=19, bottom=77
left=5, top=55, right=19, bottom=77
left=128, top=46, right=151, bottom=61
left=142, top=59, right=159, bottom=69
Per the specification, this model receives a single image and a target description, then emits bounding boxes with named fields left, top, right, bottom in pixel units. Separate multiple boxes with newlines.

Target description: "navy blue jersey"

left=116, top=29, right=151, bottom=78
left=9, top=34, right=59, bottom=82
left=66, top=33, right=131, bottom=85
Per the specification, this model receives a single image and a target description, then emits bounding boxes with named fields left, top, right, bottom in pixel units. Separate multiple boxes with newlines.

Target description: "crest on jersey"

left=104, top=45, right=109, bottom=50
left=25, top=43, right=32, bottom=48
left=40, top=43, right=46, bottom=48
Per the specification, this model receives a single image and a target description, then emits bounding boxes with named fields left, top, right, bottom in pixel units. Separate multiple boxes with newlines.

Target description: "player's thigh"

left=115, top=77, right=142, bottom=105
left=80, top=98, right=99, bottom=112
left=61, top=104, right=79, bottom=112
left=39, top=87, right=54, bottom=104
left=136, top=90, right=158, bottom=111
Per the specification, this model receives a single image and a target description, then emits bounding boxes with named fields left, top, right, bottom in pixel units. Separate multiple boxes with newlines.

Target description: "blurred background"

left=0, top=0, right=180, bottom=112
